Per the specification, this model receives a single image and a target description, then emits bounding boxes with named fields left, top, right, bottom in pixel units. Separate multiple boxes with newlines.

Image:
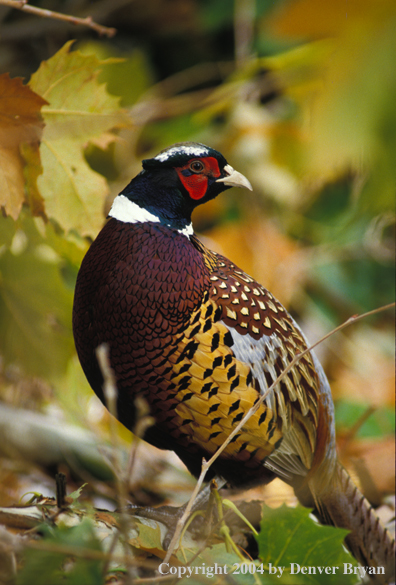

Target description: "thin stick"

left=0, top=0, right=116, bottom=37
left=96, top=345, right=121, bottom=481
left=125, top=396, right=155, bottom=483
left=95, top=344, right=134, bottom=583
left=207, top=303, right=395, bottom=467
left=234, top=0, right=255, bottom=67
left=55, top=473, right=67, bottom=509
left=163, top=302, right=395, bottom=562
left=342, top=405, right=376, bottom=444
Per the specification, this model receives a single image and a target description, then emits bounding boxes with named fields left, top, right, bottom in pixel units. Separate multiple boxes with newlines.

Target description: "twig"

left=55, top=473, right=67, bottom=509
left=125, top=396, right=155, bottom=484
left=342, top=405, right=377, bottom=445
left=234, top=0, right=255, bottom=67
left=95, top=344, right=134, bottom=583
left=96, top=345, right=121, bottom=477
left=96, top=345, right=156, bottom=579
left=129, top=88, right=215, bottom=127
left=0, top=0, right=116, bottom=37
left=144, top=61, right=234, bottom=99
left=163, top=302, right=395, bottom=562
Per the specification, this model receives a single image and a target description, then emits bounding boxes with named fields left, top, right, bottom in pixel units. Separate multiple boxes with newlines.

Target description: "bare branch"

left=95, top=344, right=134, bottom=583
left=0, top=0, right=116, bottom=37
left=234, top=0, right=255, bottom=67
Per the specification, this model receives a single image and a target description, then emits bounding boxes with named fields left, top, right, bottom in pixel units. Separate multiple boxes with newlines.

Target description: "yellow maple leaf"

left=28, top=41, right=131, bottom=238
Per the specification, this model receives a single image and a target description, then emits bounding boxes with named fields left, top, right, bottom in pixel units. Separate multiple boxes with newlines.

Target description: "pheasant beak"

left=216, top=164, right=253, bottom=191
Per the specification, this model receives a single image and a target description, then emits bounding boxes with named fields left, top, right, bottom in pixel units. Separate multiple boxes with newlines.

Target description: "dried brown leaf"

left=0, top=74, right=46, bottom=219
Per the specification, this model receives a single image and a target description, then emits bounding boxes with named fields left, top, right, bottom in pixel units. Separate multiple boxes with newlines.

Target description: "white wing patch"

left=226, top=326, right=279, bottom=415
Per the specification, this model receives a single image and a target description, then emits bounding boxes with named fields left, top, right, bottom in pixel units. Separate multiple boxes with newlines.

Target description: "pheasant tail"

left=310, top=462, right=395, bottom=581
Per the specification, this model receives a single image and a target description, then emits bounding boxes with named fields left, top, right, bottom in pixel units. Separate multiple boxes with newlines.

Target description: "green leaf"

left=312, top=256, right=395, bottom=313
left=0, top=212, right=83, bottom=378
left=335, top=401, right=395, bottom=439
left=130, top=520, right=164, bottom=555
left=256, top=504, right=358, bottom=584
left=17, top=519, right=103, bottom=585
left=0, top=214, right=17, bottom=248
left=78, top=42, right=154, bottom=107
left=178, top=543, right=258, bottom=585
left=69, top=484, right=88, bottom=502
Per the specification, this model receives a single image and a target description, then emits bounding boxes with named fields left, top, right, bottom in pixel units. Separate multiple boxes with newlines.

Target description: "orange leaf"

left=0, top=74, right=47, bottom=219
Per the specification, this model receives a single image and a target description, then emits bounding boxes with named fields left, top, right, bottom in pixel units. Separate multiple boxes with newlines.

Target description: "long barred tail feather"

left=309, top=462, right=395, bottom=583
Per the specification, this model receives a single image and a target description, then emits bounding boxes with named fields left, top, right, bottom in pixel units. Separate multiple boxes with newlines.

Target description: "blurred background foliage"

left=0, top=0, right=394, bottom=539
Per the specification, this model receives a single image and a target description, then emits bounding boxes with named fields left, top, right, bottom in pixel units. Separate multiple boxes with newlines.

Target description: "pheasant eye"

left=189, top=160, right=204, bottom=173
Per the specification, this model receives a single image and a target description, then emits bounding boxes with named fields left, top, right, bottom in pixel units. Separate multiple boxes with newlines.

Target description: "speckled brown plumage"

left=73, top=143, right=395, bottom=576
left=73, top=217, right=327, bottom=486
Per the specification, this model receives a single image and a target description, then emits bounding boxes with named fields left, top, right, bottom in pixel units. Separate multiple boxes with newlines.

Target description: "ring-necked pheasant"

left=73, top=142, right=394, bottom=577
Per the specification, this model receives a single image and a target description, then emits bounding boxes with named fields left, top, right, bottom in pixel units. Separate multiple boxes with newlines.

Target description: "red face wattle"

left=175, top=156, right=222, bottom=200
